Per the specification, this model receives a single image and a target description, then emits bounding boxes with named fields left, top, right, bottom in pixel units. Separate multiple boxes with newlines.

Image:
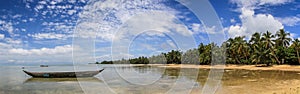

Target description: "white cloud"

left=28, top=33, right=71, bottom=40
left=277, top=16, right=300, bottom=26
left=226, top=25, right=242, bottom=37
left=12, top=14, right=22, bottom=19
left=21, top=28, right=26, bottom=32
left=96, top=53, right=134, bottom=61
left=0, top=20, right=14, bottom=34
left=41, top=21, right=75, bottom=34
left=67, top=10, right=77, bottom=15
left=38, top=1, right=47, bottom=4
left=115, top=11, right=193, bottom=40
left=0, top=43, right=74, bottom=64
left=50, top=1, right=57, bottom=5
left=28, top=18, right=34, bottom=21
left=191, top=23, right=200, bottom=32
left=230, top=18, right=236, bottom=23
left=68, top=0, right=77, bottom=4
left=0, top=34, right=4, bottom=39
left=6, top=38, right=22, bottom=44
left=35, top=5, right=44, bottom=10
left=227, top=0, right=287, bottom=38
left=76, top=0, right=176, bottom=41
left=230, top=0, right=293, bottom=9
left=258, top=0, right=293, bottom=5
left=190, top=23, right=218, bottom=34
left=9, top=45, right=72, bottom=55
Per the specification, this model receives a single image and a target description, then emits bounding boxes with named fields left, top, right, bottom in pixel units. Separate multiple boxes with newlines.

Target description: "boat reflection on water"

left=24, top=77, right=103, bottom=83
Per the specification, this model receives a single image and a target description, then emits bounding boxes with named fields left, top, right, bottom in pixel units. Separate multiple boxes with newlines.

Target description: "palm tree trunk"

left=234, top=56, right=241, bottom=64
left=297, top=49, right=300, bottom=65
left=244, top=51, right=249, bottom=64
left=271, top=50, right=281, bottom=65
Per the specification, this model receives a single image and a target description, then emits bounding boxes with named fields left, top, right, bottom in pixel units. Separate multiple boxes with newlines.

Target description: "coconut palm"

left=249, top=32, right=262, bottom=65
left=229, top=36, right=248, bottom=64
left=261, top=31, right=280, bottom=65
left=198, top=43, right=206, bottom=64
left=251, top=44, right=271, bottom=65
left=275, top=29, right=291, bottom=64
left=250, top=32, right=261, bottom=44
left=226, top=38, right=235, bottom=64
left=275, top=29, right=291, bottom=48
left=291, top=39, right=300, bottom=64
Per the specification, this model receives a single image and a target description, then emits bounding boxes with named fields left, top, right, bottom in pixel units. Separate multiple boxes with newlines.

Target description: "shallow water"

left=0, top=65, right=300, bottom=94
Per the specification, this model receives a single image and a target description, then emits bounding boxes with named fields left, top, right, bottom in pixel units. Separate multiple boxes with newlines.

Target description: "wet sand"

left=155, top=64, right=300, bottom=94
left=109, top=64, right=300, bottom=93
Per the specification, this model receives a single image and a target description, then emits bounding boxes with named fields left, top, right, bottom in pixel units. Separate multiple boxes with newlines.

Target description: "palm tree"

left=261, top=31, right=280, bottom=65
left=164, top=50, right=182, bottom=64
left=250, top=32, right=261, bottom=44
left=228, top=36, right=248, bottom=64
left=251, top=44, right=269, bottom=65
left=249, top=32, right=262, bottom=65
left=226, top=38, right=235, bottom=64
left=291, top=39, right=300, bottom=64
left=275, top=29, right=291, bottom=48
left=275, top=29, right=291, bottom=64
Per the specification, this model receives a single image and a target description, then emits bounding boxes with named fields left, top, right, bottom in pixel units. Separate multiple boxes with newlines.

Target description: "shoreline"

left=138, top=64, right=300, bottom=72
left=98, top=64, right=300, bottom=72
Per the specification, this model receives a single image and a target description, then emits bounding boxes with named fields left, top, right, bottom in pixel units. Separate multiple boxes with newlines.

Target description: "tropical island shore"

left=156, top=64, right=300, bottom=94
left=131, top=64, right=300, bottom=94
left=151, top=64, right=300, bottom=72
left=98, top=63, right=300, bottom=72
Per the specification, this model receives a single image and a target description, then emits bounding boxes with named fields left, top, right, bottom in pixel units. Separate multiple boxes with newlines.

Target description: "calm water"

left=1, top=65, right=300, bottom=94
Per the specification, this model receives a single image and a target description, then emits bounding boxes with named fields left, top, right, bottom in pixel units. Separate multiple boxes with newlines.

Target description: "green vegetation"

left=97, top=29, right=300, bottom=66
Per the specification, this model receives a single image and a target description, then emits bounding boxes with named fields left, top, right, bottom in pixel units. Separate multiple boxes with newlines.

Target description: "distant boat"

left=23, top=69, right=104, bottom=78
left=40, top=65, right=48, bottom=67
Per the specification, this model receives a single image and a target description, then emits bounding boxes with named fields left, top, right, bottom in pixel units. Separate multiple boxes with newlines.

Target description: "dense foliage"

left=98, top=29, right=300, bottom=66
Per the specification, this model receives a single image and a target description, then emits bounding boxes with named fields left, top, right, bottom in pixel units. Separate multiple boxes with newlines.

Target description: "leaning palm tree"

left=275, top=29, right=291, bottom=64
left=262, top=31, right=280, bottom=65
left=251, top=44, right=268, bottom=65
left=291, top=39, right=300, bottom=64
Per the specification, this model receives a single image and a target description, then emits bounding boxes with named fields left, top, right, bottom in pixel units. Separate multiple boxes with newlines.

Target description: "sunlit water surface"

left=0, top=64, right=300, bottom=94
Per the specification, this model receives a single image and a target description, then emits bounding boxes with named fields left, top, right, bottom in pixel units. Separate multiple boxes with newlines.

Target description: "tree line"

left=99, top=29, right=300, bottom=66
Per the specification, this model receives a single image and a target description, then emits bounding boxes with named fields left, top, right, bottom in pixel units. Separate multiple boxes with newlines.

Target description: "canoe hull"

left=23, top=69, right=104, bottom=78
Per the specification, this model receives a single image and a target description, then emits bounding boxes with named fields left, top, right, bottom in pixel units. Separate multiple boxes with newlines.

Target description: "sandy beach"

left=149, top=64, right=300, bottom=72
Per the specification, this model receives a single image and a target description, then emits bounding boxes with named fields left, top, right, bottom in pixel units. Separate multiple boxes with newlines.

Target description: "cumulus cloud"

left=228, top=9, right=283, bottom=38
left=277, top=16, right=300, bottom=26
left=227, top=0, right=287, bottom=38
left=114, top=11, right=193, bottom=41
left=0, top=40, right=73, bottom=64
left=9, top=45, right=72, bottom=55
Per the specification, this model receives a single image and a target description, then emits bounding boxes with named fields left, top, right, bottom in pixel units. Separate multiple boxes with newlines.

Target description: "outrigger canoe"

left=23, top=69, right=104, bottom=78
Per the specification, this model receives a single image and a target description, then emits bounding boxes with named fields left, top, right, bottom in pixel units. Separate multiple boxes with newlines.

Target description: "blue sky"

left=0, top=0, right=299, bottom=65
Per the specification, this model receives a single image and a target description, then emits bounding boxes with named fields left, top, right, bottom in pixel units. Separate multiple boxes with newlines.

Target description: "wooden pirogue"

left=23, top=69, right=104, bottom=78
